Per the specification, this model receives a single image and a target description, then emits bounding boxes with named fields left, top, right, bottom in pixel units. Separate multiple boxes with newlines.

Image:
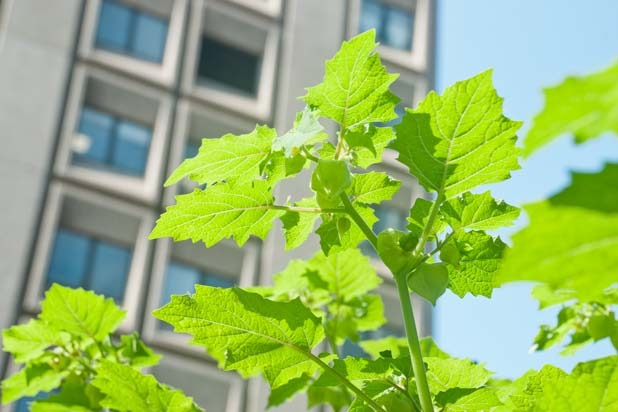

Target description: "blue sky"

left=433, top=0, right=618, bottom=378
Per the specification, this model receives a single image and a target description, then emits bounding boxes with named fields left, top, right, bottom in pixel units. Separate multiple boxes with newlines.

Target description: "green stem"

left=412, top=193, right=444, bottom=258
left=394, top=273, right=434, bottom=412
left=302, top=146, right=320, bottom=163
left=339, top=193, right=378, bottom=247
left=339, top=193, right=433, bottom=411
left=306, top=351, right=387, bottom=412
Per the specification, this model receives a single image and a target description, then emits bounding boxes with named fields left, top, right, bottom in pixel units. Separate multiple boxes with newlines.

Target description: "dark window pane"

left=359, top=0, right=384, bottom=40
left=161, top=261, right=202, bottom=305
left=73, top=106, right=152, bottom=177
left=374, top=205, right=407, bottom=234
left=113, top=120, right=151, bottom=175
left=89, top=241, right=131, bottom=302
left=95, top=0, right=168, bottom=63
left=132, top=12, right=168, bottom=63
left=376, top=103, right=406, bottom=127
left=185, top=141, right=200, bottom=159
left=95, top=0, right=132, bottom=52
left=359, top=0, right=413, bottom=51
left=197, top=36, right=260, bottom=96
left=46, top=229, right=90, bottom=289
left=16, top=391, right=53, bottom=412
left=384, top=8, right=413, bottom=50
left=75, top=107, right=115, bottom=165
left=204, top=274, right=235, bottom=288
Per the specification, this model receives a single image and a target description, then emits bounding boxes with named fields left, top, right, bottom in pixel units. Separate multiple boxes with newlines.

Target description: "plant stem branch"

left=302, top=147, right=320, bottom=163
left=412, top=193, right=444, bottom=258
left=306, top=351, right=387, bottom=412
left=339, top=194, right=378, bottom=248
left=393, top=273, right=434, bottom=412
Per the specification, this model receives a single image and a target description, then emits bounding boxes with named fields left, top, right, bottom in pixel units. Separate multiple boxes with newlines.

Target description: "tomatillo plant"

left=3, top=30, right=618, bottom=412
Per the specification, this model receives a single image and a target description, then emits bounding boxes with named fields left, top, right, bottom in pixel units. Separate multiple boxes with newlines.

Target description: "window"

left=197, top=36, right=261, bottom=96
left=182, top=1, right=279, bottom=120
left=95, top=0, right=168, bottom=63
left=158, top=260, right=236, bottom=331
left=359, top=0, right=414, bottom=51
left=161, top=260, right=235, bottom=304
left=45, top=228, right=132, bottom=303
left=73, top=106, right=152, bottom=176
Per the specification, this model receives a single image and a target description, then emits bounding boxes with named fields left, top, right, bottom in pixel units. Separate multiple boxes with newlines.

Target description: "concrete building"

left=0, top=0, right=435, bottom=411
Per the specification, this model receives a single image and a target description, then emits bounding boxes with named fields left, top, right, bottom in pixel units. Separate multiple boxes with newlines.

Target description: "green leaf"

left=407, top=198, right=447, bottom=239
left=267, top=375, right=311, bottom=408
left=588, top=314, right=617, bottom=341
left=359, top=337, right=409, bottom=359
left=348, top=381, right=414, bottom=412
left=307, top=249, right=381, bottom=299
left=311, top=159, right=352, bottom=202
left=92, top=361, right=202, bottom=412
left=313, top=357, right=395, bottom=388
left=524, top=61, right=618, bottom=155
left=446, top=231, right=507, bottom=298
left=511, top=356, right=618, bottom=412
left=150, top=181, right=283, bottom=247
left=3, top=319, right=69, bottom=364
left=31, top=375, right=100, bottom=412
left=303, top=30, right=399, bottom=129
left=345, top=126, right=395, bottom=169
left=407, top=263, right=449, bottom=305
left=531, top=284, right=576, bottom=309
left=425, top=357, right=492, bottom=393
left=280, top=197, right=320, bottom=251
left=153, top=286, right=325, bottom=389
left=165, top=125, right=276, bottom=186
left=308, top=384, right=350, bottom=412
left=40, top=284, right=125, bottom=341
left=391, top=70, right=521, bottom=198
left=419, top=336, right=450, bottom=359
left=349, top=172, right=401, bottom=205
left=317, top=205, right=377, bottom=254
left=441, top=191, right=520, bottom=231
left=117, top=333, right=161, bottom=368
left=498, top=164, right=618, bottom=299
left=2, top=363, right=68, bottom=404
left=265, top=353, right=336, bottom=407
left=31, top=404, right=94, bottom=412
left=327, top=295, right=385, bottom=343
left=273, top=106, right=327, bottom=156
left=439, top=388, right=502, bottom=411
left=377, top=229, right=415, bottom=275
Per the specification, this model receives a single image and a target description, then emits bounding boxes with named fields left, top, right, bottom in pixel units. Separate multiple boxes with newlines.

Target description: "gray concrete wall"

left=0, top=0, right=82, bottom=374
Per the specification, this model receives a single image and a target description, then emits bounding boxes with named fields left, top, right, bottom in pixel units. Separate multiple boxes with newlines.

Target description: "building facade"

left=0, top=0, right=435, bottom=411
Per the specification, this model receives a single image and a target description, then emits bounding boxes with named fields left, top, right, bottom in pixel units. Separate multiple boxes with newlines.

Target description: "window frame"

left=182, top=0, right=280, bottom=122
left=224, top=0, right=282, bottom=19
left=141, top=236, right=260, bottom=354
left=24, top=182, right=154, bottom=333
left=79, top=0, right=187, bottom=87
left=54, top=64, right=172, bottom=205
left=348, top=0, right=431, bottom=72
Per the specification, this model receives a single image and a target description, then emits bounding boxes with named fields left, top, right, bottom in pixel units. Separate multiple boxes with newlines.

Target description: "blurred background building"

left=0, top=0, right=435, bottom=411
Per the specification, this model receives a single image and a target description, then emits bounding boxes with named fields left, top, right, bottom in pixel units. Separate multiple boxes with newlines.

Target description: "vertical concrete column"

left=0, top=0, right=82, bottom=373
